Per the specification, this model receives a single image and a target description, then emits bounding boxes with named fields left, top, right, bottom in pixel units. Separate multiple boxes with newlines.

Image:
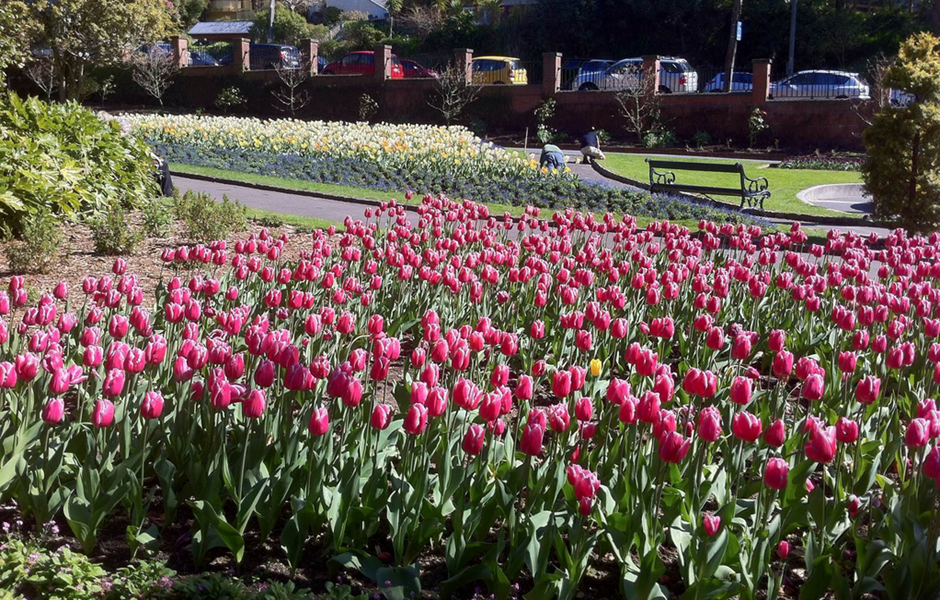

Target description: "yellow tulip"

left=590, top=359, right=602, bottom=377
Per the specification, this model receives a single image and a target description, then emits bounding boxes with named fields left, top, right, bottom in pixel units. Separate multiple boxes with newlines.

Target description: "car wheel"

left=836, top=94, right=848, bottom=99
left=322, top=69, right=333, bottom=75
left=493, top=81, right=506, bottom=85
left=578, top=82, right=598, bottom=91
left=659, top=85, right=672, bottom=94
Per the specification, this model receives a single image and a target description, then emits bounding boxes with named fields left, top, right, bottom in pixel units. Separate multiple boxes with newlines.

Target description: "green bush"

left=88, top=204, right=143, bottom=255
left=255, top=581, right=313, bottom=600
left=691, top=131, right=712, bottom=149
left=3, top=210, right=63, bottom=273
left=4, top=542, right=107, bottom=600
left=215, top=87, right=248, bottom=113
left=0, top=93, right=156, bottom=229
left=141, top=197, right=174, bottom=237
left=642, top=128, right=677, bottom=148
left=173, top=190, right=247, bottom=242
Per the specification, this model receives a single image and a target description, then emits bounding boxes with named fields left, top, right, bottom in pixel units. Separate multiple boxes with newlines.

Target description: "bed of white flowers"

left=122, top=114, right=569, bottom=181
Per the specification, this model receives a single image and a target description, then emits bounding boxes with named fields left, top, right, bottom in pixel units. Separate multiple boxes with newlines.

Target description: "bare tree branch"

left=25, top=56, right=57, bottom=101
left=131, top=45, right=178, bottom=107
left=429, top=62, right=481, bottom=125
left=613, top=64, right=660, bottom=143
left=272, top=59, right=312, bottom=116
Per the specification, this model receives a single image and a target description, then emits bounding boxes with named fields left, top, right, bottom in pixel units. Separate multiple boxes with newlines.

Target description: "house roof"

left=188, top=21, right=254, bottom=36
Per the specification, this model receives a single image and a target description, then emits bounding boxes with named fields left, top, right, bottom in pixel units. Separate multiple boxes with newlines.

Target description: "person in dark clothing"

left=539, top=143, right=566, bottom=172
left=152, top=152, right=174, bottom=197
left=579, top=128, right=606, bottom=164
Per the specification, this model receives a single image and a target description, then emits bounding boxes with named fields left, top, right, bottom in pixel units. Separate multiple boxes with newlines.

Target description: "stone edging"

left=590, top=161, right=892, bottom=228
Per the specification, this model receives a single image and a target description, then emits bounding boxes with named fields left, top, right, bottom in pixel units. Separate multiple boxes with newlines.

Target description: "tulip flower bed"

left=123, top=113, right=758, bottom=224
left=1, top=197, right=939, bottom=600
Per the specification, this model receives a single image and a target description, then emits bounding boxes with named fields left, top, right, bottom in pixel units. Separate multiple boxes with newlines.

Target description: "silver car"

left=572, top=57, right=698, bottom=93
left=769, top=70, right=870, bottom=99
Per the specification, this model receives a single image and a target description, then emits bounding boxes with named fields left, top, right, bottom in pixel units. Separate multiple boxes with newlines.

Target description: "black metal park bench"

left=646, top=158, right=771, bottom=210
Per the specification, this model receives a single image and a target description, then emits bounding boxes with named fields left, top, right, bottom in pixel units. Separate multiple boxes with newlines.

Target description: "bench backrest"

left=646, top=159, right=745, bottom=174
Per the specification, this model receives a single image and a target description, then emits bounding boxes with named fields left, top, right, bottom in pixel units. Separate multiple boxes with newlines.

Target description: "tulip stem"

left=238, top=420, right=250, bottom=502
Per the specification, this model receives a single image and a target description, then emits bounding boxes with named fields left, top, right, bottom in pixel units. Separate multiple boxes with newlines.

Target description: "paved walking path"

left=173, top=171, right=891, bottom=239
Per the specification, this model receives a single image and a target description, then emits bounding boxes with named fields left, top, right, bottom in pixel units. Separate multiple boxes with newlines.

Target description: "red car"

left=322, top=51, right=404, bottom=78
left=400, top=59, right=440, bottom=79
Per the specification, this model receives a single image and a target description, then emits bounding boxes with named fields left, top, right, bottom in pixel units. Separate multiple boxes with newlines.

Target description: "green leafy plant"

left=691, top=131, right=712, bottom=149
left=748, top=108, right=769, bottom=148
left=255, top=580, right=315, bottom=600
left=88, top=203, right=143, bottom=255
left=358, top=94, right=378, bottom=123
left=173, top=190, right=247, bottom=242
left=2, top=209, right=63, bottom=273
left=313, top=583, right=367, bottom=600
left=642, top=128, right=676, bottom=148
left=534, top=99, right=558, bottom=145
left=215, top=87, right=248, bottom=113
left=103, top=560, right=176, bottom=600
left=141, top=197, right=174, bottom=237
left=21, top=546, right=107, bottom=600
left=0, top=93, right=156, bottom=227
left=173, top=573, right=248, bottom=600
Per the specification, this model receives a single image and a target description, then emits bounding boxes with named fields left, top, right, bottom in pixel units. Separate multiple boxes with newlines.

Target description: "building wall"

left=206, top=0, right=254, bottom=21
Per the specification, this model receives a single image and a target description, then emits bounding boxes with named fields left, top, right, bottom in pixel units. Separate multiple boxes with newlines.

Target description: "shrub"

left=173, top=190, right=247, bottom=242
left=255, top=581, right=314, bottom=600
left=215, top=87, right=248, bottom=113
left=2, top=210, right=63, bottom=274
left=358, top=94, right=378, bottom=122
left=863, top=32, right=940, bottom=232
left=141, top=197, right=174, bottom=237
left=691, top=131, right=712, bottom=149
left=748, top=108, right=769, bottom=148
left=642, top=128, right=676, bottom=148
left=534, top=99, right=558, bottom=145
left=0, top=94, right=156, bottom=229
left=88, top=204, right=143, bottom=255
left=17, top=545, right=106, bottom=600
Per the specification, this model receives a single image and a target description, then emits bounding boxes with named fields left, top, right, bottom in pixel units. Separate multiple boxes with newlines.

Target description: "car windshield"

left=509, top=60, right=521, bottom=70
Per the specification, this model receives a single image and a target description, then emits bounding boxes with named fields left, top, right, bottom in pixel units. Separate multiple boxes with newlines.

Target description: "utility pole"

left=268, top=0, right=276, bottom=43
left=723, top=0, right=743, bottom=92
left=786, top=0, right=798, bottom=76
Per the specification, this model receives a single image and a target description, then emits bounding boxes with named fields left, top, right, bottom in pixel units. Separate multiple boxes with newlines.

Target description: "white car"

left=572, top=57, right=698, bottom=93
left=889, top=89, right=915, bottom=107
left=769, top=70, right=870, bottom=99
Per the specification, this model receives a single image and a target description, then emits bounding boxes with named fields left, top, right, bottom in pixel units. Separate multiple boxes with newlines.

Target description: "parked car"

left=703, top=71, right=753, bottom=92
left=572, top=57, right=697, bottom=93
left=322, top=51, right=404, bottom=78
left=563, top=59, right=614, bottom=90
left=769, top=70, right=870, bottom=99
left=889, top=88, right=915, bottom=107
left=248, top=44, right=300, bottom=70
left=400, top=59, right=440, bottom=79
left=471, top=56, right=528, bottom=85
left=317, top=56, right=328, bottom=72
left=137, top=42, right=220, bottom=67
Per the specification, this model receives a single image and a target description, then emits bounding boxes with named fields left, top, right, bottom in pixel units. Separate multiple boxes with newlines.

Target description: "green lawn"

left=599, top=153, right=863, bottom=218
left=170, top=161, right=833, bottom=243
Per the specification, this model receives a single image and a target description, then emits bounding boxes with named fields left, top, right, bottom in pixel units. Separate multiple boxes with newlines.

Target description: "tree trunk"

left=723, top=0, right=743, bottom=93
left=910, top=130, right=920, bottom=214
left=268, top=0, right=276, bottom=42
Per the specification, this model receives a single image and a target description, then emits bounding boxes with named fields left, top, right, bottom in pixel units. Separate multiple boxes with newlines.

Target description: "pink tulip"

left=777, top=541, right=790, bottom=560
left=805, top=425, right=837, bottom=463
left=702, top=513, right=721, bottom=536
left=308, top=407, right=330, bottom=436
left=242, top=389, right=266, bottom=419
left=697, top=406, right=722, bottom=442
left=574, top=397, right=593, bottom=421
left=91, top=399, right=115, bottom=428
left=141, top=391, right=164, bottom=420
left=764, top=419, right=786, bottom=447
left=729, top=376, right=752, bottom=405
left=462, top=424, right=485, bottom=456
left=403, top=403, right=429, bottom=435
left=659, top=431, right=690, bottom=463
left=906, top=418, right=930, bottom=447
left=371, top=404, right=393, bottom=430
left=855, top=376, right=881, bottom=405
left=42, top=398, right=65, bottom=425
left=764, top=457, right=789, bottom=490
left=836, top=417, right=858, bottom=443
left=520, top=418, right=545, bottom=456
left=802, top=373, right=825, bottom=401
left=732, top=411, right=763, bottom=442
left=453, top=378, right=482, bottom=411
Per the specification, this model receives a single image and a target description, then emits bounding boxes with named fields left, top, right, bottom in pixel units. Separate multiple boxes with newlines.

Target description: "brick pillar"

left=642, top=55, right=660, bottom=95
left=301, top=39, right=318, bottom=75
left=234, top=38, right=251, bottom=72
left=454, top=48, right=473, bottom=84
left=170, top=36, right=188, bottom=68
left=542, top=51, right=562, bottom=97
left=752, top=58, right=772, bottom=103
left=374, top=43, right=392, bottom=82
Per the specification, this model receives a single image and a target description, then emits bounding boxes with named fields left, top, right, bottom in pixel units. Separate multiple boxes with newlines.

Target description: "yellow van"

left=471, top=56, right=528, bottom=85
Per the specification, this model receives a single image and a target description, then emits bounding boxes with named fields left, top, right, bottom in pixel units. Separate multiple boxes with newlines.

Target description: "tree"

left=131, top=45, right=179, bottom=107
left=862, top=33, right=940, bottom=233
left=429, top=62, right=481, bottom=125
left=613, top=63, right=660, bottom=143
left=272, top=60, right=312, bottom=115
left=0, top=2, right=31, bottom=88
left=174, top=0, right=209, bottom=29
left=25, top=0, right=175, bottom=101
left=252, top=5, right=312, bottom=44
left=25, top=56, right=58, bottom=101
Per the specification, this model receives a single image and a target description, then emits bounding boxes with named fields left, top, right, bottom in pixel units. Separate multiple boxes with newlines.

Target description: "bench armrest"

left=743, top=173, right=769, bottom=195
left=650, top=166, right=676, bottom=186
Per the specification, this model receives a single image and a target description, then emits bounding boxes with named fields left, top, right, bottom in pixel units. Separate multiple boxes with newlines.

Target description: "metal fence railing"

left=248, top=45, right=300, bottom=71
left=187, top=41, right=233, bottom=67
left=469, top=57, right=539, bottom=86
left=768, top=69, right=872, bottom=100
left=396, top=53, right=450, bottom=78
